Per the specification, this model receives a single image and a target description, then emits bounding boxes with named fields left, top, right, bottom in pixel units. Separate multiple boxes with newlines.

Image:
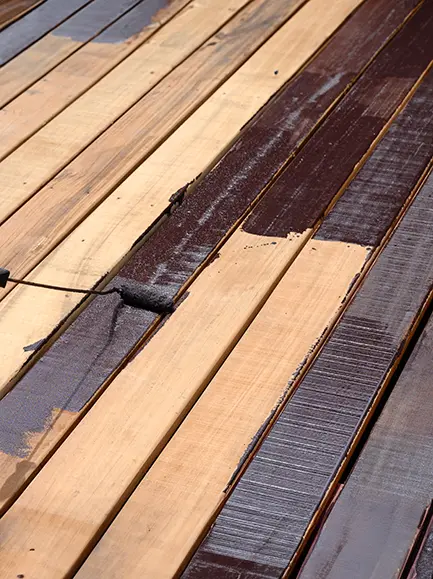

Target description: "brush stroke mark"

left=182, top=93, right=433, bottom=579
left=0, top=0, right=421, bottom=471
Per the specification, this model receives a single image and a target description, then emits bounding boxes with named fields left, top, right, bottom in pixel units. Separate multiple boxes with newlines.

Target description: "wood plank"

left=0, top=0, right=44, bottom=30
left=0, top=0, right=364, bottom=299
left=0, top=21, right=430, bottom=579
left=74, top=76, right=433, bottom=579
left=182, top=111, right=433, bottom=579
left=0, top=0, right=298, bottom=162
left=0, top=0, right=248, bottom=203
left=0, top=0, right=158, bottom=111
left=0, top=0, right=419, bottom=396
left=0, top=0, right=413, bottom=512
left=297, top=309, right=433, bottom=579
left=0, top=0, right=93, bottom=65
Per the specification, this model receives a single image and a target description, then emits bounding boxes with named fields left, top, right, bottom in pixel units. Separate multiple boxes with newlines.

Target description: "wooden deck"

left=0, top=0, right=432, bottom=577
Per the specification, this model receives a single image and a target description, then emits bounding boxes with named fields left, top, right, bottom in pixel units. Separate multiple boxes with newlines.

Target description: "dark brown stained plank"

left=0, top=0, right=424, bottom=509
left=182, top=79, right=433, bottom=579
left=297, top=309, right=433, bottom=579
left=0, top=0, right=44, bottom=29
left=0, top=0, right=427, bottom=297
left=0, top=0, right=94, bottom=65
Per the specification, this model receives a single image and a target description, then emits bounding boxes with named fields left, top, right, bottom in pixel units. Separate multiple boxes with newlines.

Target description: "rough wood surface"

left=0, top=0, right=411, bottom=511
left=183, top=74, right=433, bottom=579
left=84, top=59, right=433, bottom=579
left=298, top=304, right=433, bottom=579
left=0, top=0, right=92, bottom=65
left=0, top=0, right=154, bottom=111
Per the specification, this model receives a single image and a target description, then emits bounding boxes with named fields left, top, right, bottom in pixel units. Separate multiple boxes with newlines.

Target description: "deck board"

left=75, top=68, right=433, bottom=578
left=0, top=0, right=414, bottom=514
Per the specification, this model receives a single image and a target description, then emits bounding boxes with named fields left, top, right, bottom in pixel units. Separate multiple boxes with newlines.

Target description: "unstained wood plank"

left=0, top=0, right=165, bottom=111
left=0, top=0, right=300, bottom=163
left=0, top=0, right=414, bottom=512
left=0, top=21, right=430, bottom=579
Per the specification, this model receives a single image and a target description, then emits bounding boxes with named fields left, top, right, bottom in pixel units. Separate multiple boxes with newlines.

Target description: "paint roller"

left=0, top=267, right=174, bottom=314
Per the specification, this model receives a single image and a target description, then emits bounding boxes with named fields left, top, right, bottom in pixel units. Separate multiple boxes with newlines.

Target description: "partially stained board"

left=183, top=88, right=433, bottom=579
left=0, top=0, right=418, bottom=512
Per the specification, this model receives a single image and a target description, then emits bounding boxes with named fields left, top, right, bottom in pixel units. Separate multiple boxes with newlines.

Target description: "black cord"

left=8, top=276, right=118, bottom=296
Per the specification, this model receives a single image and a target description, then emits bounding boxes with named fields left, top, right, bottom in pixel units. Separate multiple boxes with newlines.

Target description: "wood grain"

left=298, top=304, right=433, bottom=579
left=0, top=0, right=412, bottom=512
left=0, top=0, right=92, bottom=65
left=183, top=83, right=433, bottom=579
left=0, top=0, right=158, bottom=111
left=0, top=0, right=364, bottom=302
left=0, top=16, right=432, bottom=579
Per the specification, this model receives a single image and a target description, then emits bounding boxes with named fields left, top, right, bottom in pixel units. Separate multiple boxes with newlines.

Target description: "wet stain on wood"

left=0, top=0, right=422, bottom=495
left=0, top=0, right=91, bottom=66
left=182, top=94, right=433, bottom=579
left=242, top=1, right=432, bottom=238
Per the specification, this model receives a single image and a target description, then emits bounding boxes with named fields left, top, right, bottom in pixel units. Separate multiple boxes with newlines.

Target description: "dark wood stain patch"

left=242, top=0, right=432, bottom=238
left=181, top=160, right=433, bottom=577
left=0, top=0, right=92, bottom=66
left=299, top=315, right=433, bottom=579
left=50, top=0, right=143, bottom=43
left=0, top=0, right=420, bottom=479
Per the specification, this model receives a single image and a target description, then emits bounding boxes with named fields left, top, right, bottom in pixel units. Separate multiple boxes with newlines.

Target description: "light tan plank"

left=0, top=0, right=191, bottom=141
left=0, top=231, right=368, bottom=579
left=0, top=0, right=362, bottom=316
left=76, top=239, right=368, bottom=579
left=0, top=0, right=249, bottom=213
